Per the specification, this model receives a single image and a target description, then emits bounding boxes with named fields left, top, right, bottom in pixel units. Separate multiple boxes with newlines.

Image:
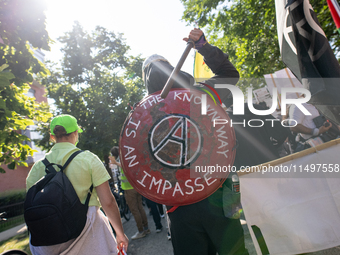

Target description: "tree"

left=36, top=22, right=145, bottom=160
left=181, top=0, right=340, bottom=90
left=0, top=0, right=52, bottom=172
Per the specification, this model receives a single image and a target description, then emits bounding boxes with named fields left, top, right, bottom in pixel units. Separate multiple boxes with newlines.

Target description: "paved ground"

left=122, top=205, right=173, bottom=255
left=111, top=207, right=340, bottom=255
left=0, top=223, right=27, bottom=243
left=120, top=207, right=255, bottom=255
left=1, top=205, right=340, bottom=255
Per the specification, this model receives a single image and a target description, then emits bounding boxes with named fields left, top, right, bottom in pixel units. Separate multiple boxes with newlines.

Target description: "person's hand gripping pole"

left=160, top=28, right=206, bottom=99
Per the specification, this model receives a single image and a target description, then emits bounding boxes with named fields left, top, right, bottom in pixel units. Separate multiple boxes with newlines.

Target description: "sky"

left=43, top=0, right=197, bottom=75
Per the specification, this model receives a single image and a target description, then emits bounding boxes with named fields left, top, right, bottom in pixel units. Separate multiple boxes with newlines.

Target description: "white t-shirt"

left=289, top=103, right=320, bottom=140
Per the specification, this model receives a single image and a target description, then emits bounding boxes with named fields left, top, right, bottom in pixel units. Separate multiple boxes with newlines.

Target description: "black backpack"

left=24, top=150, right=93, bottom=246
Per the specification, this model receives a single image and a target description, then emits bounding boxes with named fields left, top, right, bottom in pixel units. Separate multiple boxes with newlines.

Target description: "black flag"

left=275, top=0, right=340, bottom=124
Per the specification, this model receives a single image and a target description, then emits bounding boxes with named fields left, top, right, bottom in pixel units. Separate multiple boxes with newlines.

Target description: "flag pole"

left=327, top=0, right=340, bottom=34
left=237, top=138, right=340, bottom=176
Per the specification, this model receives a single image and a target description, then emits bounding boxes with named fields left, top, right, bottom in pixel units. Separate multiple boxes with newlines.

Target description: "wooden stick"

left=160, top=40, right=194, bottom=99
left=237, top=138, right=340, bottom=176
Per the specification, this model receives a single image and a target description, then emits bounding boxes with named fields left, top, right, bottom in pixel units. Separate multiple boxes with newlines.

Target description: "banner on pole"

left=275, top=0, right=340, bottom=124
left=327, top=0, right=340, bottom=34
left=193, top=51, right=214, bottom=79
left=240, top=139, right=340, bottom=255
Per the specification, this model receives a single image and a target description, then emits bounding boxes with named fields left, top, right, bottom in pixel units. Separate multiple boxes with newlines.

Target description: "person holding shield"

left=142, top=28, right=248, bottom=255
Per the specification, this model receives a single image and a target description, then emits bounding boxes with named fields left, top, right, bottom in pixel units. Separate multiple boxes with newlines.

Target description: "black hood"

left=144, top=60, right=195, bottom=95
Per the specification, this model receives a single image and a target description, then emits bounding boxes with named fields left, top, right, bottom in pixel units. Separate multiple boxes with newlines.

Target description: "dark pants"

left=145, top=198, right=163, bottom=229
left=294, top=141, right=311, bottom=153
left=168, top=188, right=248, bottom=255
left=158, top=203, right=164, bottom=215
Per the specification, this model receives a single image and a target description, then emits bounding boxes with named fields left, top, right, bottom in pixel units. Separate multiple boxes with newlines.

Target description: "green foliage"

left=36, top=22, right=145, bottom=159
left=181, top=0, right=340, bottom=91
left=0, top=0, right=52, bottom=172
left=0, top=232, right=31, bottom=254
left=0, top=189, right=26, bottom=207
left=0, top=0, right=50, bottom=85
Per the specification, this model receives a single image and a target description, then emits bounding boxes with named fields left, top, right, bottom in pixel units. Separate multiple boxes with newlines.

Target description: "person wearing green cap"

left=50, top=114, right=84, bottom=135
left=26, top=114, right=129, bottom=254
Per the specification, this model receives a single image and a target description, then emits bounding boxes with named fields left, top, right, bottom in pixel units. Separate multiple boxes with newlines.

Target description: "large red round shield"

left=119, top=88, right=236, bottom=206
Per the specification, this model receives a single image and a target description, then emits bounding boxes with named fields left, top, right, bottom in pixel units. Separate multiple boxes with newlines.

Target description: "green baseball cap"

left=50, top=114, right=83, bottom=135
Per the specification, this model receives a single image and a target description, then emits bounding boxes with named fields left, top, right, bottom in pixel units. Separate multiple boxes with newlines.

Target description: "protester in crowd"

left=144, top=198, right=163, bottom=233
left=26, top=114, right=128, bottom=254
left=142, top=28, right=248, bottom=255
left=289, top=95, right=333, bottom=152
left=250, top=103, right=291, bottom=157
left=104, top=154, right=114, bottom=185
left=110, top=146, right=150, bottom=240
left=279, top=104, right=297, bottom=154
left=158, top=203, right=165, bottom=218
left=226, top=102, right=290, bottom=165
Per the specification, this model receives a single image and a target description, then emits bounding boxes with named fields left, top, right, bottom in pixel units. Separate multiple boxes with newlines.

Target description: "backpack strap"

left=63, top=150, right=93, bottom=206
left=42, top=150, right=83, bottom=174
left=42, top=150, right=93, bottom=206
left=61, top=150, right=84, bottom=172
left=85, top=185, right=94, bottom=206
left=42, top=158, right=58, bottom=174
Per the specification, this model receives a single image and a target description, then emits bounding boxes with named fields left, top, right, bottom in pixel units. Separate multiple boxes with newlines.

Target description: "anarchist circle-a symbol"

left=148, top=114, right=203, bottom=168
